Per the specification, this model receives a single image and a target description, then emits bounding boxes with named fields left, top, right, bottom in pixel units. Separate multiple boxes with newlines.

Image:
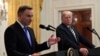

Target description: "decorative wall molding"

left=0, top=2, right=8, bottom=25
left=53, top=4, right=95, bottom=26
left=40, top=0, right=100, bottom=54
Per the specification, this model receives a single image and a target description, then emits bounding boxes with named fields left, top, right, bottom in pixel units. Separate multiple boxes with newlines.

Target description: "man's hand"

left=48, top=34, right=60, bottom=46
left=31, top=53, right=40, bottom=56
left=79, top=48, right=88, bottom=56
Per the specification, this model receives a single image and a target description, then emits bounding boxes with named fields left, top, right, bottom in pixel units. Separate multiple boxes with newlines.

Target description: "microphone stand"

left=40, top=25, right=64, bottom=51
left=92, top=29, right=100, bottom=41
left=48, top=25, right=64, bottom=50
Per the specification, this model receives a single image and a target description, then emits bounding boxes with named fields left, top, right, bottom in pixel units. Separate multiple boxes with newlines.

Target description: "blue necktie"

left=24, top=26, right=32, bottom=46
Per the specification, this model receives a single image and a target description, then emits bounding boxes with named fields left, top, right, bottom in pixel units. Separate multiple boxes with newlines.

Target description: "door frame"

left=53, top=4, right=95, bottom=43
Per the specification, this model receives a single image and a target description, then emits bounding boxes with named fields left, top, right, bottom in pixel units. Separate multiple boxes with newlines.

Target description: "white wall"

left=40, top=0, right=100, bottom=54
left=40, top=0, right=57, bottom=54
left=0, top=0, right=8, bottom=56
left=0, top=21, right=7, bottom=56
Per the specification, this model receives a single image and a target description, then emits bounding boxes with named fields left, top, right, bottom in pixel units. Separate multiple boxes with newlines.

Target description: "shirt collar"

left=67, top=25, right=71, bottom=28
left=17, top=20, right=24, bottom=29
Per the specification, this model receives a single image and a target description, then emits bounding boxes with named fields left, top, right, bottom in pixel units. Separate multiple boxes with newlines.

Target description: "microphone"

left=86, top=27, right=100, bottom=41
left=39, top=24, right=55, bottom=31
left=48, top=25, right=56, bottom=30
left=86, top=27, right=94, bottom=32
left=39, top=24, right=46, bottom=29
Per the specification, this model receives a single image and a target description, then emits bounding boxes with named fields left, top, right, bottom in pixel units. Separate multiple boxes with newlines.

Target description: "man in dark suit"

left=4, top=5, right=60, bottom=56
left=56, top=11, right=95, bottom=56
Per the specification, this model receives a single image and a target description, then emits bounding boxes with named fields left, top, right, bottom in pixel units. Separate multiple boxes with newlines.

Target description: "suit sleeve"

left=29, top=28, right=50, bottom=53
left=4, top=27, right=29, bottom=56
left=78, top=33, right=95, bottom=48
left=34, top=41, right=50, bottom=52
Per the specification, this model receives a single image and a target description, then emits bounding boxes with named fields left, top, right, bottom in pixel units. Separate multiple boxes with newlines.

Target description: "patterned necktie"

left=24, top=26, right=32, bottom=46
left=69, top=26, right=77, bottom=41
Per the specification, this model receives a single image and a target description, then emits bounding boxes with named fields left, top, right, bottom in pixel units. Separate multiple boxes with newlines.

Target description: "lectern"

left=41, top=50, right=66, bottom=56
left=41, top=48, right=79, bottom=56
left=41, top=47, right=100, bottom=56
left=88, top=47, right=100, bottom=56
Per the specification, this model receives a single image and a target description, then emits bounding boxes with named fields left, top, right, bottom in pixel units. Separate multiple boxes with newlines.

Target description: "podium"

left=41, top=47, right=100, bottom=56
left=41, top=48, right=79, bottom=56
left=41, top=51, right=66, bottom=56
left=88, top=47, right=100, bottom=56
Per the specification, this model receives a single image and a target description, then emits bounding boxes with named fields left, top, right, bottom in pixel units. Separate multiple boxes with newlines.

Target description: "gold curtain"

left=5, top=0, right=42, bottom=43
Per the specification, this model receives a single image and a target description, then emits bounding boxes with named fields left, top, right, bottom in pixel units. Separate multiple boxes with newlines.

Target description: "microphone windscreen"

left=86, top=27, right=93, bottom=32
left=39, top=24, right=46, bottom=29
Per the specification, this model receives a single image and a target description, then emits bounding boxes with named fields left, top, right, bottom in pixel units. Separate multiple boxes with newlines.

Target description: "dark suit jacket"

left=56, top=23, right=95, bottom=51
left=4, top=22, right=50, bottom=56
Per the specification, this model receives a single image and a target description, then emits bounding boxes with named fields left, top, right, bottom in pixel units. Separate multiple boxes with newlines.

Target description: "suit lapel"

left=14, top=22, right=32, bottom=48
left=61, top=23, right=79, bottom=43
left=72, top=27, right=79, bottom=43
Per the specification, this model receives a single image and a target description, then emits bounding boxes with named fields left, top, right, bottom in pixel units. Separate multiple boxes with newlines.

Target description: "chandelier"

left=0, top=0, right=8, bottom=25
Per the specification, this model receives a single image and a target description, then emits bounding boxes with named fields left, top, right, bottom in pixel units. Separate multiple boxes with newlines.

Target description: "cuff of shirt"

left=47, top=42, right=50, bottom=47
left=29, top=55, right=32, bottom=56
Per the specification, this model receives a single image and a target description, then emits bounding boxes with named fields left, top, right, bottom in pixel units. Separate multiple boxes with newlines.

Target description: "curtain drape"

left=5, top=0, right=43, bottom=42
